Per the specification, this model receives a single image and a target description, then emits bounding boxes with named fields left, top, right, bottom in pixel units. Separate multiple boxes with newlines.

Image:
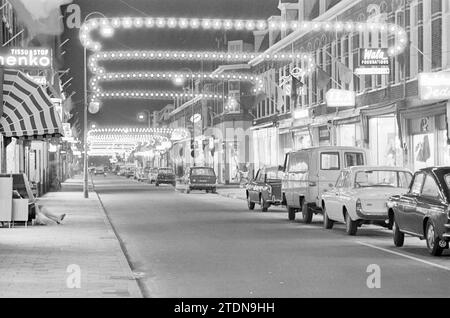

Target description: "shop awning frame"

left=0, top=69, right=63, bottom=139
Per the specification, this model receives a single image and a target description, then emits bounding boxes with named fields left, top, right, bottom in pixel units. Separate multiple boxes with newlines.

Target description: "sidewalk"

left=0, top=176, right=142, bottom=298
left=215, top=186, right=247, bottom=201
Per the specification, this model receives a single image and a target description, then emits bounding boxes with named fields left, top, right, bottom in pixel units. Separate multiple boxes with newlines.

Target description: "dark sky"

left=62, top=0, right=280, bottom=129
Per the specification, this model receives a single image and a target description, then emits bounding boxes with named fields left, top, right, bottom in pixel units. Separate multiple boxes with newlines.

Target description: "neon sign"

left=419, top=72, right=450, bottom=101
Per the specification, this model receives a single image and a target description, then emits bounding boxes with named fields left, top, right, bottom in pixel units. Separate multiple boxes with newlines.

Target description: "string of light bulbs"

left=80, top=17, right=408, bottom=57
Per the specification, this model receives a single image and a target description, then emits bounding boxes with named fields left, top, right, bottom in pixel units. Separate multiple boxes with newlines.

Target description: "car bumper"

left=355, top=209, right=388, bottom=221
left=189, top=183, right=216, bottom=189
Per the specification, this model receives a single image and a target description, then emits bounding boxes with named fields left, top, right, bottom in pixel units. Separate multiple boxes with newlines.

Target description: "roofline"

left=248, top=0, right=361, bottom=67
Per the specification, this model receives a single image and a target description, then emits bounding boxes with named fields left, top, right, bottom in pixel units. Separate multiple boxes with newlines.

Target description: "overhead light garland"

left=88, top=50, right=316, bottom=69
left=80, top=17, right=408, bottom=57
left=92, top=91, right=224, bottom=103
left=80, top=17, right=408, bottom=106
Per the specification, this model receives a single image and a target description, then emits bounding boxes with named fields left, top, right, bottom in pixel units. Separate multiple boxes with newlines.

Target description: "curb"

left=216, top=192, right=246, bottom=201
left=93, top=190, right=146, bottom=298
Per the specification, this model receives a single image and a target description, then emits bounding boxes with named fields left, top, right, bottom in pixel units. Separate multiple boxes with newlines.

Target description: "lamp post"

left=138, top=110, right=152, bottom=128
left=83, top=11, right=107, bottom=199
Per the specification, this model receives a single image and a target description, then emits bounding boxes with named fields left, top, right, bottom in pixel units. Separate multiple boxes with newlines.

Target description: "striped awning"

left=0, top=69, right=63, bottom=138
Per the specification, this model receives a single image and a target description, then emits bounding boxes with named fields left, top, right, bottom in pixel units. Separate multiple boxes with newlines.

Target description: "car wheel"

left=212, top=188, right=217, bottom=193
left=186, top=187, right=191, bottom=194
left=287, top=206, right=296, bottom=221
left=426, top=220, right=444, bottom=256
left=392, top=219, right=404, bottom=247
left=247, top=195, right=255, bottom=210
left=323, top=205, right=334, bottom=230
left=345, top=212, right=358, bottom=236
left=302, top=202, right=313, bottom=224
left=261, top=196, right=270, bottom=212
left=155, top=183, right=159, bottom=187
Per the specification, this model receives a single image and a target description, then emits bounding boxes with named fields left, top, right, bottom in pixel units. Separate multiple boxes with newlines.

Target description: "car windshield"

left=444, top=174, right=450, bottom=196
left=355, top=170, right=412, bottom=188
left=191, top=168, right=215, bottom=176
left=159, top=168, right=173, bottom=174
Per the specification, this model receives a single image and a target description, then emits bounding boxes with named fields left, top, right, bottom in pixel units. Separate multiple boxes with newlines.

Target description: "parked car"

left=94, top=166, right=106, bottom=176
left=246, top=166, right=282, bottom=212
left=321, top=166, right=412, bottom=235
left=282, top=146, right=367, bottom=223
left=148, top=168, right=159, bottom=184
left=388, top=167, right=450, bottom=256
left=125, top=167, right=135, bottom=178
left=155, top=168, right=176, bottom=187
left=183, top=167, right=217, bottom=193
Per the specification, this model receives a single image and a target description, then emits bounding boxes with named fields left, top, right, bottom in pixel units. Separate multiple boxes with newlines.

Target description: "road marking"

left=357, top=241, right=450, bottom=272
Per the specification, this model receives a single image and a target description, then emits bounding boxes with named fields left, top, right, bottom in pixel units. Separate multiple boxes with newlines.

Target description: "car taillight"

left=356, top=199, right=363, bottom=213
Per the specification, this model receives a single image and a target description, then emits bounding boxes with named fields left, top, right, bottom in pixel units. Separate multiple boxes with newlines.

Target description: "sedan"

left=246, top=167, right=282, bottom=212
left=389, top=167, right=450, bottom=256
left=321, top=166, right=412, bottom=236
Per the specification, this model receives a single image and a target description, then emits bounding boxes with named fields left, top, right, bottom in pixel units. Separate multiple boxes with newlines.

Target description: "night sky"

left=62, top=0, right=280, bottom=129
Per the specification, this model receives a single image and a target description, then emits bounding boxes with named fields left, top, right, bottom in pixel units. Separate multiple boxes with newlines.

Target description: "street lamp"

left=82, top=11, right=107, bottom=199
left=137, top=110, right=152, bottom=128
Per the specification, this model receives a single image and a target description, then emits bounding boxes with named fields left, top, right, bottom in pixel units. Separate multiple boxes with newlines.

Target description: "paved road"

left=94, top=175, right=450, bottom=298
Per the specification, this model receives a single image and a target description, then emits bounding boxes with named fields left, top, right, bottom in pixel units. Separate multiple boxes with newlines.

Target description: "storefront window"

left=337, top=123, right=362, bottom=147
left=368, top=116, right=403, bottom=166
left=410, top=116, right=436, bottom=171
left=293, top=130, right=312, bottom=150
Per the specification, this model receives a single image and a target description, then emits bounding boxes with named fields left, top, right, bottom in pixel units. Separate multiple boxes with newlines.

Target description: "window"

left=288, top=152, right=309, bottom=172
left=321, top=152, right=340, bottom=170
left=345, top=152, right=365, bottom=167
left=410, top=173, right=425, bottom=195
left=335, top=171, right=347, bottom=188
left=354, top=170, right=412, bottom=188
left=422, top=175, right=441, bottom=199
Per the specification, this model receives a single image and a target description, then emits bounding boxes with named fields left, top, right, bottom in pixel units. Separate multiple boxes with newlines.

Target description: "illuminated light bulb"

left=269, top=21, right=278, bottom=29
left=145, top=18, right=154, bottom=27
left=280, top=22, right=288, bottom=30
left=212, top=19, right=222, bottom=29
left=122, top=17, right=132, bottom=28
left=245, top=21, right=255, bottom=30
left=156, top=18, right=166, bottom=27
left=224, top=20, right=233, bottom=30
left=201, top=19, right=212, bottom=29
left=291, top=21, right=299, bottom=30
left=179, top=18, right=188, bottom=28
left=257, top=20, right=267, bottom=30
left=190, top=18, right=200, bottom=28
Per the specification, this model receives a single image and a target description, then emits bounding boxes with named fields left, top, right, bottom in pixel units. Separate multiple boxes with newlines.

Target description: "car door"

left=397, top=172, right=425, bottom=234
left=326, top=171, right=346, bottom=221
left=415, top=174, right=447, bottom=236
left=249, top=170, right=261, bottom=202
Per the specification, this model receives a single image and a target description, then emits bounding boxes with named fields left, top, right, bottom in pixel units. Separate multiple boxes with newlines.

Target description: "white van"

left=281, top=146, right=367, bottom=222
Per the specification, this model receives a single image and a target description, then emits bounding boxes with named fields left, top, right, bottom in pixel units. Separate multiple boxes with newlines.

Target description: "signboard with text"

left=0, top=47, right=52, bottom=69
left=326, top=89, right=356, bottom=107
left=419, top=72, right=450, bottom=101
left=355, top=48, right=390, bottom=75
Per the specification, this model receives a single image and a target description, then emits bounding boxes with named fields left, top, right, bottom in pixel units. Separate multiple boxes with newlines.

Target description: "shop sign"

left=419, top=72, right=450, bottom=101
left=326, top=89, right=356, bottom=107
left=0, top=47, right=52, bottom=69
left=319, top=126, right=330, bottom=141
left=355, top=48, right=390, bottom=75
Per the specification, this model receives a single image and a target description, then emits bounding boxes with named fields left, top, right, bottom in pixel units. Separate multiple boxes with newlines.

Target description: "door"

left=318, top=152, right=341, bottom=205
left=397, top=172, right=425, bottom=234
left=249, top=169, right=262, bottom=202
left=416, top=174, right=446, bottom=236
left=326, top=171, right=347, bottom=221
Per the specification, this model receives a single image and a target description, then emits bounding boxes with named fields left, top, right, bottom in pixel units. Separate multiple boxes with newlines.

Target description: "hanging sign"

left=419, top=72, right=450, bottom=101
left=326, top=89, right=356, bottom=107
left=355, top=48, right=390, bottom=75
left=0, top=47, right=52, bottom=69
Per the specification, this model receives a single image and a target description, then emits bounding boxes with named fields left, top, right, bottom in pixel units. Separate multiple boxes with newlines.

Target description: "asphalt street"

left=94, top=175, right=450, bottom=298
